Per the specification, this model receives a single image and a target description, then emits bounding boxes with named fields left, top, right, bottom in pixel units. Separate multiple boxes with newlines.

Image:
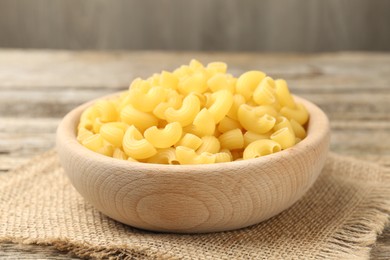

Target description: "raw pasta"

left=77, top=59, right=309, bottom=164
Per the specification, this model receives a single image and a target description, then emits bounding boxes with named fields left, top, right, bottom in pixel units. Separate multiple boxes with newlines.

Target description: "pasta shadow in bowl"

left=56, top=93, right=330, bottom=233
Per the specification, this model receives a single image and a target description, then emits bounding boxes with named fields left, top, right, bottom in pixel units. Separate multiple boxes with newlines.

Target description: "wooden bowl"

left=56, top=93, right=330, bottom=233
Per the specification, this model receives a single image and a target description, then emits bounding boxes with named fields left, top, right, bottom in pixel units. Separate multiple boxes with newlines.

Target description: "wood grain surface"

left=0, top=0, right=389, bottom=52
left=0, top=50, right=389, bottom=257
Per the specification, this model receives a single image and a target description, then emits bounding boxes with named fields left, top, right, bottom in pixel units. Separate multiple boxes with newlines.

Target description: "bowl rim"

left=56, top=92, right=329, bottom=174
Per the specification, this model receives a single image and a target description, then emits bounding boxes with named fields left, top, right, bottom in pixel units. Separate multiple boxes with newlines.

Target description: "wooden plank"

left=0, top=0, right=389, bottom=51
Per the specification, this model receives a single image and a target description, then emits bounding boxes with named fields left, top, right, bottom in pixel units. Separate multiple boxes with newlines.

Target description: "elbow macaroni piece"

left=144, top=122, right=183, bottom=148
left=176, top=146, right=216, bottom=165
left=219, top=129, right=244, bottom=150
left=196, top=136, right=221, bottom=154
left=77, top=60, right=309, bottom=164
left=243, top=139, right=282, bottom=160
left=165, top=94, right=200, bottom=127
left=122, top=126, right=157, bottom=159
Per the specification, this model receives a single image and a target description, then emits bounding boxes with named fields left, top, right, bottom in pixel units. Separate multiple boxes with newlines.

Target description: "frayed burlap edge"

left=1, top=150, right=389, bottom=260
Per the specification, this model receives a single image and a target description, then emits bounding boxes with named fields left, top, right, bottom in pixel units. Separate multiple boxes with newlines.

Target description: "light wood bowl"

left=56, top=93, right=330, bottom=233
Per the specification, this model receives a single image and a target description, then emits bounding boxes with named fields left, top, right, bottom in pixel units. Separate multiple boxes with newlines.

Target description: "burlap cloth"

left=0, top=150, right=389, bottom=260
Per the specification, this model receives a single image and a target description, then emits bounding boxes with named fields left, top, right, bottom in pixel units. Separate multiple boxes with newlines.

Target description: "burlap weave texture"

left=0, top=151, right=389, bottom=259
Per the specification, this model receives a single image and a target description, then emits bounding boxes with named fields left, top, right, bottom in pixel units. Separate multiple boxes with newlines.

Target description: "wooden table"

left=0, top=50, right=389, bottom=259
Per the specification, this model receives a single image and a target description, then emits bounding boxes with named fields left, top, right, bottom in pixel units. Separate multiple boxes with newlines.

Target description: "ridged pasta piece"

left=254, top=105, right=278, bottom=117
left=78, top=119, right=93, bottom=131
left=95, top=100, right=118, bottom=123
left=77, top=127, right=94, bottom=143
left=217, top=116, right=243, bottom=133
left=113, top=148, right=128, bottom=160
left=147, top=73, right=161, bottom=86
left=159, top=71, right=179, bottom=89
left=93, top=118, right=104, bottom=134
left=275, top=79, right=296, bottom=109
left=178, top=72, right=208, bottom=95
left=120, top=105, right=158, bottom=132
left=189, top=59, right=204, bottom=70
left=165, top=94, right=200, bottom=127
left=82, top=134, right=104, bottom=152
left=153, top=90, right=182, bottom=120
left=208, top=90, right=234, bottom=123
left=253, top=77, right=276, bottom=105
left=290, top=119, right=307, bottom=139
left=100, top=123, right=125, bottom=147
left=176, top=146, right=216, bottom=165
left=226, top=94, right=246, bottom=120
left=243, top=139, right=281, bottom=160
left=127, top=86, right=166, bottom=112
left=243, top=131, right=270, bottom=147
left=129, top=77, right=152, bottom=92
left=144, top=122, right=183, bottom=148
left=173, top=65, right=192, bottom=78
left=280, top=103, right=309, bottom=125
left=206, top=62, right=227, bottom=74
left=207, top=73, right=235, bottom=93
left=236, top=71, right=266, bottom=100
left=96, top=144, right=114, bottom=157
left=273, top=116, right=294, bottom=133
left=80, top=106, right=100, bottom=123
left=122, top=126, right=157, bottom=159
left=215, top=151, right=232, bottom=163
left=147, top=148, right=177, bottom=164
left=270, top=127, right=296, bottom=149
left=238, top=104, right=276, bottom=134
left=192, top=108, right=216, bottom=137
left=219, top=129, right=244, bottom=150
left=196, top=136, right=221, bottom=154
left=175, top=133, right=203, bottom=150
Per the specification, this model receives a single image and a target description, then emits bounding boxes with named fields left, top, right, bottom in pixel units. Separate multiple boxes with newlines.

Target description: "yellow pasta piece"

left=219, top=128, right=244, bottom=150
left=254, top=105, right=279, bottom=118
left=273, top=116, right=294, bottom=133
left=226, top=94, right=246, bottom=120
left=243, top=139, right=282, bottom=160
left=80, top=106, right=100, bottom=123
left=176, top=146, right=216, bottom=165
left=238, top=104, right=276, bottom=134
left=243, top=131, right=270, bottom=147
left=159, top=71, right=179, bottom=89
left=82, top=134, right=104, bottom=152
left=93, top=118, right=104, bottom=134
left=275, top=79, right=296, bottom=109
left=280, top=103, right=309, bottom=125
left=95, top=100, right=118, bottom=123
left=236, top=71, right=266, bottom=100
left=153, top=90, right=182, bottom=120
left=113, top=148, right=128, bottom=160
left=175, top=133, right=203, bottom=150
left=127, top=86, right=166, bottom=112
left=122, top=126, right=157, bottom=159
left=165, top=94, right=200, bottom=127
left=96, top=144, right=114, bottom=157
left=192, top=108, right=216, bottom=137
left=196, top=136, right=221, bottom=154
left=100, top=123, right=125, bottom=147
left=189, top=59, right=204, bottom=70
left=215, top=151, right=232, bottom=163
left=207, top=73, right=235, bottom=93
left=270, top=127, right=296, bottom=149
left=120, top=105, right=158, bottom=132
left=178, top=73, right=208, bottom=95
left=206, top=62, right=227, bottom=74
left=144, top=122, right=183, bottom=148
left=253, top=77, right=276, bottom=106
left=208, top=90, right=234, bottom=123
left=290, top=119, right=307, bottom=139
left=77, top=127, right=94, bottom=143
left=147, top=148, right=178, bottom=164
left=217, top=116, right=243, bottom=133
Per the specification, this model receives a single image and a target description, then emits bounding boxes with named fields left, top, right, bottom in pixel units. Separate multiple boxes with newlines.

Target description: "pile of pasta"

left=77, top=60, right=309, bottom=164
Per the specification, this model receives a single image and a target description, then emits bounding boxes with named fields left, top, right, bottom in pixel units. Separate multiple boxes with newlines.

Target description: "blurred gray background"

left=0, top=0, right=389, bottom=52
